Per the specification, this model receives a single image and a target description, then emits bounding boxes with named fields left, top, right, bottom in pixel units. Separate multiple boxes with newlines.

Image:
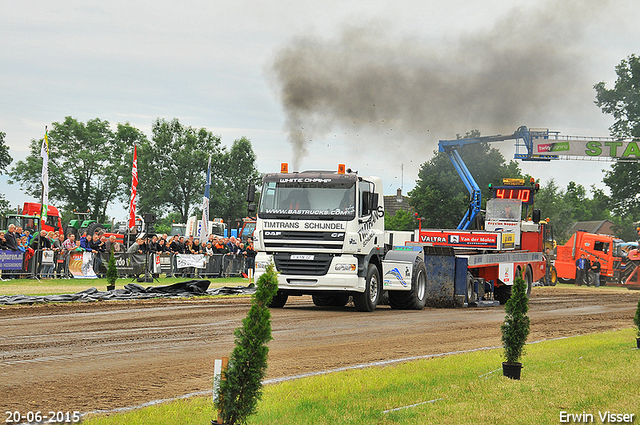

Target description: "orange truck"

left=554, top=230, right=624, bottom=286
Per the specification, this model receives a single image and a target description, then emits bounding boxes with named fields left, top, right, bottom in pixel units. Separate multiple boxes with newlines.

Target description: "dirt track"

left=1, top=286, right=638, bottom=415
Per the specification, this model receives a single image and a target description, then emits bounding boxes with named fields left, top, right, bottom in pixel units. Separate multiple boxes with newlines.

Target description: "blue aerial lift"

left=438, top=126, right=557, bottom=230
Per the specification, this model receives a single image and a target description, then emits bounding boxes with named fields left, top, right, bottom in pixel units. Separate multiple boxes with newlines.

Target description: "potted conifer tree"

left=501, top=272, right=530, bottom=379
left=634, top=296, right=640, bottom=349
left=214, top=263, right=278, bottom=425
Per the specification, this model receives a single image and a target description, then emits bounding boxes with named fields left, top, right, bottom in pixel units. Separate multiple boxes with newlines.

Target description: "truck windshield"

left=258, top=177, right=356, bottom=220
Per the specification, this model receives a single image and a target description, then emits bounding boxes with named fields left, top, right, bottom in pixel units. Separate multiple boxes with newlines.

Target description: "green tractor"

left=63, top=209, right=112, bottom=238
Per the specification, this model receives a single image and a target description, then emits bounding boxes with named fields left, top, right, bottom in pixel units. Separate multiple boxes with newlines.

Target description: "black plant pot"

left=106, top=285, right=115, bottom=291
left=502, top=362, right=522, bottom=380
left=636, top=337, right=640, bottom=349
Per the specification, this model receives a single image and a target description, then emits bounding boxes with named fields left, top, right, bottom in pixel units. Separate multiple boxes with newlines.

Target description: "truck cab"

left=253, top=165, right=386, bottom=311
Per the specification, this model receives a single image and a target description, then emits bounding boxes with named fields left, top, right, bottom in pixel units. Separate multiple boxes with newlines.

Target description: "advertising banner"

left=69, top=252, right=97, bottom=278
left=0, top=251, right=24, bottom=270
left=418, top=230, right=500, bottom=250
left=176, top=254, right=205, bottom=269
left=532, top=139, right=640, bottom=159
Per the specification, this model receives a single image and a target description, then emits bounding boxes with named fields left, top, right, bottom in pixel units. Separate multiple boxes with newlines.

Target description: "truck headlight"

left=335, top=263, right=356, bottom=271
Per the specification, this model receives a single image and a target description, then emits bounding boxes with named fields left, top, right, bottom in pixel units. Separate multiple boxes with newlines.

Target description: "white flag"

left=40, top=127, right=49, bottom=221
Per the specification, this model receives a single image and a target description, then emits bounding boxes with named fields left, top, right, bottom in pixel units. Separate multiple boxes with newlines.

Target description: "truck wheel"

left=269, top=292, right=288, bottom=308
left=312, top=294, right=350, bottom=307
left=86, top=222, right=105, bottom=236
left=63, top=225, right=77, bottom=238
left=466, top=272, right=477, bottom=306
left=388, top=257, right=427, bottom=310
left=524, top=266, right=533, bottom=298
left=353, top=264, right=381, bottom=312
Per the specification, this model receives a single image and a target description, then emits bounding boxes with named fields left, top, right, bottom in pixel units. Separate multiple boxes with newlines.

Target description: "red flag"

left=128, top=145, right=138, bottom=229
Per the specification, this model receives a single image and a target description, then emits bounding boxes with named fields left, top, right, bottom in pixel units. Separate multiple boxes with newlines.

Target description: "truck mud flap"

left=422, top=254, right=468, bottom=308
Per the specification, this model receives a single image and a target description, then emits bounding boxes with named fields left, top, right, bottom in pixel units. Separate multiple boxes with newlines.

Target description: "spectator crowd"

left=0, top=223, right=256, bottom=279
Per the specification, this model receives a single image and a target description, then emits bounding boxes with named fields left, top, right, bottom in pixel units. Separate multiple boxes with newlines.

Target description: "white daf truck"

left=253, top=164, right=425, bottom=312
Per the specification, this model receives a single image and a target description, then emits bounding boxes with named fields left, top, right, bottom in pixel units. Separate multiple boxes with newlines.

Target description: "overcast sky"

left=1, top=0, right=639, bottom=220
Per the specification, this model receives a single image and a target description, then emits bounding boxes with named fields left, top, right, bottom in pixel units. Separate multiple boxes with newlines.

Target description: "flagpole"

left=39, top=126, right=49, bottom=235
left=200, top=155, right=211, bottom=245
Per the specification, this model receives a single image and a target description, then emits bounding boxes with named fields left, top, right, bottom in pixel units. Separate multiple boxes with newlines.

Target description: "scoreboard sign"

left=491, top=186, right=534, bottom=205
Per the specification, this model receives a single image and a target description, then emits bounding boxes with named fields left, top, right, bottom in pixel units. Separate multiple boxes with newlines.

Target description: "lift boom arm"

left=438, top=126, right=551, bottom=230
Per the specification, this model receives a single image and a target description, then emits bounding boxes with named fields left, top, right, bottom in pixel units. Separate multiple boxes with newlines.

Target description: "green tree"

left=216, top=263, right=278, bottom=425
left=217, top=137, right=261, bottom=227
left=385, top=209, right=417, bottom=231
left=410, top=132, right=522, bottom=229
left=9, top=117, right=143, bottom=222
left=0, top=131, right=12, bottom=215
left=137, top=118, right=224, bottom=223
left=0, top=131, right=11, bottom=173
left=535, top=179, right=614, bottom=243
left=595, top=54, right=640, bottom=222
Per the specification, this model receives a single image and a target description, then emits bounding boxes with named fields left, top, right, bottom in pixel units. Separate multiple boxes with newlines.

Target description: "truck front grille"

left=273, top=252, right=333, bottom=276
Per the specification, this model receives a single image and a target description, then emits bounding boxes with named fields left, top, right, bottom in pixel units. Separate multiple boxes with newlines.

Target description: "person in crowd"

left=156, top=237, right=168, bottom=253
left=127, top=238, right=146, bottom=254
left=226, top=236, right=238, bottom=254
left=4, top=224, right=20, bottom=251
left=192, top=238, right=203, bottom=254
left=214, top=237, right=229, bottom=254
left=575, top=253, right=589, bottom=286
left=161, top=233, right=168, bottom=243
left=243, top=238, right=256, bottom=276
left=184, top=239, right=194, bottom=254
left=148, top=235, right=159, bottom=253
left=105, top=235, right=124, bottom=253
left=47, top=231, right=57, bottom=249
left=589, top=257, right=601, bottom=288
left=204, top=242, right=214, bottom=257
left=89, top=232, right=106, bottom=277
left=73, top=240, right=84, bottom=251
left=19, top=235, right=35, bottom=274
left=169, top=235, right=182, bottom=253
left=0, top=232, right=8, bottom=250
left=17, top=236, right=28, bottom=253
left=23, top=230, right=33, bottom=245
left=79, top=232, right=90, bottom=251
left=53, top=233, right=67, bottom=278
left=31, top=229, right=53, bottom=278
left=62, top=234, right=76, bottom=251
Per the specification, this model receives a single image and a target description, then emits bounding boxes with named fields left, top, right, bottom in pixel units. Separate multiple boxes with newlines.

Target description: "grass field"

left=0, top=276, right=251, bottom=296
left=82, top=328, right=640, bottom=425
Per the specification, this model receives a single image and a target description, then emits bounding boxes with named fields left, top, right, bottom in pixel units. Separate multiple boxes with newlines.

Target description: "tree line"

left=7, top=117, right=260, bottom=229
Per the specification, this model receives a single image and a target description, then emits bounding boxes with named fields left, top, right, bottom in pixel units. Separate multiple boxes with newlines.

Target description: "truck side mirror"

left=247, top=203, right=256, bottom=214
left=246, top=184, right=255, bottom=203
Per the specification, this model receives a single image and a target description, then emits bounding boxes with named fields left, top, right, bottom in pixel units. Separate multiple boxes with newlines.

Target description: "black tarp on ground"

left=0, top=281, right=256, bottom=305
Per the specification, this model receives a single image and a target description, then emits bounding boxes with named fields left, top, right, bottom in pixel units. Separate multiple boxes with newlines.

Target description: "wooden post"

left=213, top=356, right=228, bottom=424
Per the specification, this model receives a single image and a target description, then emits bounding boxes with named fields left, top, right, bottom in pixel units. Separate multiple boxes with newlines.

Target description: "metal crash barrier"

left=1, top=250, right=251, bottom=279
